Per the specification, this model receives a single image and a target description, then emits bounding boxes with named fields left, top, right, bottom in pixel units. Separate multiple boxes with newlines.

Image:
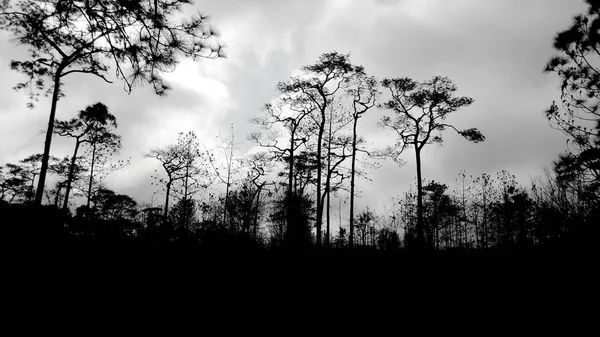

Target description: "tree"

left=149, top=145, right=183, bottom=223
left=530, top=167, right=585, bottom=244
left=169, top=198, right=198, bottom=231
left=422, top=180, right=456, bottom=249
left=377, top=227, right=401, bottom=252
left=47, top=156, right=85, bottom=208
left=140, top=206, right=162, bottom=229
left=380, top=76, right=485, bottom=250
left=0, top=164, right=29, bottom=204
left=205, top=125, right=241, bottom=227
left=54, top=102, right=117, bottom=211
left=354, top=208, right=375, bottom=247
left=79, top=122, right=122, bottom=215
left=473, top=173, right=493, bottom=248
left=0, top=154, right=56, bottom=204
left=244, top=152, right=275, bottom=240
left=544, top=0, right=600, bottom=196
left=148, top=131, right=210, bottom=226
left=271, top=191, right=315, bottom=247
left=250, top=101, right=312, bottom=236
left=226, top=179, right=259, bottom=235
left=347, top=74, right=378, bottom=248
left=16, top=153, right=44, bottom=202
left=91, top=187, right=138, bottom=221
left=322, top=131, right=352, bottom=246
left=0, top=0, right=223, bottom=205
left=453, top=171, right=473, bottom=248
left=0, top=166, right=5, bottom=204
left=277, top=52, right=363, bottom=247
left=319, top=100, right=356, bottom=246
left=170, top=131, right=211, bottom=228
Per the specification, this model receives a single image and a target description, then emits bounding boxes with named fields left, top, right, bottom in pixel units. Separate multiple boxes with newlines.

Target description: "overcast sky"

left=0, top=0, right=586, bottom=217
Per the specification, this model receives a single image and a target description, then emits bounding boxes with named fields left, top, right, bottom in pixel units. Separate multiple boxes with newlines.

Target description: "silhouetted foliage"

left=277, top=51, right=365, bottom=247
left=0, top=0, right=223, bottom=205
left=54, top=102, right=117, bottom=211
left=271, top=192, right=314, bottom=249
left=545, top=0, right=600, bottom=196
left=46, top=155, right=84, bottom=207
left=0, top=154, right=61, bottom=204
left=347, top=74, right=378, bottom=248
left=380, top=76, right=485, bottom=250
left=148, top=131, right=211, bottom=225
left=0, top=164, right=30, bottom=204
left=82, top=187, right=138, bottom=222
left=79, top=123, right=123, bottom=216
left=2, top=2, right=598, bottom=264
left=169, top=198, right=199, bottom=231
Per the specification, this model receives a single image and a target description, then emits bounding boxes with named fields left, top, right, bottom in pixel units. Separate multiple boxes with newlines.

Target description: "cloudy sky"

left=0, top=0, right=585, bottom=216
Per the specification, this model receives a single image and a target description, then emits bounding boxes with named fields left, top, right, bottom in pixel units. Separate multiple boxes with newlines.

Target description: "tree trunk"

left=316, top=109, right=326, bottom=247
left=184, top=162, right=190, bottom=228
left=415, top=146, right=425, bottom=250
left=85, top=142, right=97, bottom=217
left=35, top=67, right=64, bottom=205
left=164, top=180, right=172, bottom=221
left=461, top=180, right=467, bottom=248
left=319, top=182, right=328, bottom=244
left=54, top=184, right=62, bottom=207
left=287, top=129, right=295, bottom=241
left=223, top=137, right=234, bottom=227
left=223, top=176, right=230, bottom=227
left=326, top=181, right=331, bottom=247
left=349, top=117, right=358, bottom=249
left=326, top=118, right=333, bottom=246
left=28, top=173, right=37, bottom=202
left=62, top=139, right=81, bottom=212
left=253, top=187, right=262, bottom=240
left=482, top=184, right=488, bottom=249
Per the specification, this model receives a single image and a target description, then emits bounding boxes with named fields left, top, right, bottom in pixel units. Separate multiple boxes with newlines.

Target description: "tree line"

left=0, top=0, right=598, bottom=255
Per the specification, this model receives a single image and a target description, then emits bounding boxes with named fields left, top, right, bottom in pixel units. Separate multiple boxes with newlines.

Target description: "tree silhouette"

left=169, top=198, right=198, bottom=232
left=244, top=152, right=275, bottom=239
left=47, top=156, right=84, bottom=208
left=0, top=164, right=29, bottom=204
left=530, top=167, right=587, bottom=245
left=0, top=0, right=223, bottom=205
left=170, top=131, right=212, bottom=229
left=149, top=146, right=184, bottom=223
left=250, top=101, right=312, bottom=236
left=453, top=171, right=473, bottom=248
left=0, top=154, right=58, bottom=204
left=271, top=191, right=314, bottom=248
left=16, top=154, right=44, bottom=202
left=77, top=122, right=122, bottom=216
left=544, top=0, right=600, bottom=196
left=380, top=76, right=485, bottom=250
left=148, top=131, right=211, bottom=226
left=277, top=52, right=364, bottom=247
left=205, top=125, right=241, bottom=227
left=226, top=179, right=261, bottom=236
left=473, top=173, right=492, bottom=248
left=347, top=74, right=378, bottom=248
left=322, top=116, right=353, bottom=245
left=0, top=166, right=6, bottom=204
left=354, top=208, right=375, bottom=247
left=422, top=180, right=457, bottom=249
left=91, top=187, right=138, bottom=221
left=283, top=150, right=319, bottom=196
left=54, top=102, right=117, bottom=212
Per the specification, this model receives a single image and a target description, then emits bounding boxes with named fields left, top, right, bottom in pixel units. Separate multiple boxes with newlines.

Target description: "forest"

left=0, top=0, right=598, bottom=261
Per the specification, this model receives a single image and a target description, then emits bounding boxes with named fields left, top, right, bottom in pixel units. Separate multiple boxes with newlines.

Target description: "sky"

left=0, top=0, right=587, bottom=221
